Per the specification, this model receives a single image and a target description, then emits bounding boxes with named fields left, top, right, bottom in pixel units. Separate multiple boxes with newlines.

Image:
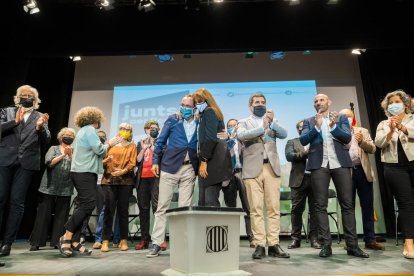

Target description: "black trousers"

left=223, top=171, right=253, bottom=238
left=352, top=166, right=375, bottom=243
left=384, top=164, right=414, bottom=239
left=102, top=185, right=132, bottom=241
left=290, top=174, right=318, bottom=241
left=311, top=167, right=358, bottom=248
left=198, top=181, right=222, bottom=207
left=30, top=193, right=71, bottom=247
left=0, top=161, right=36, bottom=245
left=137, top=177, right=159, bottom=241
left=64, top=172, right=97, bottom=243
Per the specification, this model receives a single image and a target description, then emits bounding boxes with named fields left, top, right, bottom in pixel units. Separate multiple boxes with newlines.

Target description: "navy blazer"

left=299, top=114, right=352, bottom=170
left=0, top=107, right=51, bottom=170
left=153, top=114, right=198, bottom=175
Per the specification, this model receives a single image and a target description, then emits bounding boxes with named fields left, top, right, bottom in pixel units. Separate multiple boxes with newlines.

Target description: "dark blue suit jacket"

left=153, top=114, right=198, bottom=175
left=299, top=114, right=352, bottom=171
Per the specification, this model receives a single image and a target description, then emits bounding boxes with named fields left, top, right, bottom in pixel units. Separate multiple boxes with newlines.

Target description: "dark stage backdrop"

left=359, top=49, right=414, bottom=236
left=0, top=58, right=75, bottom=239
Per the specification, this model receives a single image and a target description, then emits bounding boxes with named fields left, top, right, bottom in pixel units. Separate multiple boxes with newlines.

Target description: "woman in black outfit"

left=193, top=88, right=232, bottom=207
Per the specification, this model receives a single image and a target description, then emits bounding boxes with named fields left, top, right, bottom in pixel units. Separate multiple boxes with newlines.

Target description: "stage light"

left=213, top=0, right=224, bottom=3
left=270, top=51, right=286, bottom=60
left=245, top=52, right=257, bottom=59
left=289, top=0, right=300, bottom=6
left=138, top=0, right=156, bottom=12
left=157, top=54, right=174, bottom=62
left=185, top=0, right=200, bottom=11
left=351, top=49, right=366, bottom=55
left=95, top=0, right=115, bottom=10
left=70, top=56, right=82, bottom=61
left=23, top=0, right=40, bottom=14
left=327, top=0, right=339, bottom=4
left=302, top=50, right=311, bottom=55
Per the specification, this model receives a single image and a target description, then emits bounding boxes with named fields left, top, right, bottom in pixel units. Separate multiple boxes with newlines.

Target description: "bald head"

left=313, top=93, right=331, bottom=113
left=339, top=108, right=353, bottom=119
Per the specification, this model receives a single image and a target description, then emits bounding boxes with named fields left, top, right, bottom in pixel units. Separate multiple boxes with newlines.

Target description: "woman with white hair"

left=375, top=89, right=414, bottom=259
left=100, top=122, right=137, bottom=252
left=30, top=127, right=76, bottom=251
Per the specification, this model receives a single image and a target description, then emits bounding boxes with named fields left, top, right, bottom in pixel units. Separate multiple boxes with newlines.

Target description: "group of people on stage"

left=1, top=85, right=414, bottom=263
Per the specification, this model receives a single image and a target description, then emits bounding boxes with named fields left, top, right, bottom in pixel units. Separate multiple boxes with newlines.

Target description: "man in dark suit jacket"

left=300, top=94, right=368, bottom=258
left=0, top=85, right=50, bottom=256
left=285, top=120, right=320, bottom=249
left=146, top=95, right=199, bottom=258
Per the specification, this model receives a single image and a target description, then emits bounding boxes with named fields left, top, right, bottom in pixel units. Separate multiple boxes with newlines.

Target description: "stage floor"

left=0, top=239, right=413, bottom=275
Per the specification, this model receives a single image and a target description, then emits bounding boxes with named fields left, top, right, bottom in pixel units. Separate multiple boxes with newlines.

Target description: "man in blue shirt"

left=146, top=95, right=198, bottom=257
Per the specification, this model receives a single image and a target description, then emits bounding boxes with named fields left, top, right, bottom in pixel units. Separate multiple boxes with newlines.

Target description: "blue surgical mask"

left=180, top=106, right=194, bottom=119
left=227, top=127, right=233, bottom=136
left=348, top=118, right=353, bottom=127
left=196, top=102, right=208, bottom=113
left=388, top=103, right=404, bottom=116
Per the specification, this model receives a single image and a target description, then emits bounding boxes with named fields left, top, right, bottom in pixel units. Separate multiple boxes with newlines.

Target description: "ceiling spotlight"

left=351, top=49, right=366, bottom=55
left=289, top=0, right=300, bottom=6
left=270, top=51, right=286, bottom=60
left=23, top=0, right=40, bottom=14
left=327, top=0, right=339, bottom=4
left=137, top=0, right=156, bottom=12
left=302, top=50, right=312, bottom=55
left=157, top=54, right=174, bottom=62
left=185, top=0, right=200, bottom=11
left=70, top=56, right=82, bottom=61
left=245, top=52, right=257, bottom=59
left=95, top=0, right=114, bottom=10
left=213, top=0, right=224, bottom=3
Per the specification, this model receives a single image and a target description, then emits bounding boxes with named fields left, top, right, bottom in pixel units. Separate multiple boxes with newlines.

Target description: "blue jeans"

left=95, top=206, right=120, bottom=243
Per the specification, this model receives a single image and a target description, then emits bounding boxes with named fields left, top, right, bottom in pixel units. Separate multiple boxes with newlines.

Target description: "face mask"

left=99, top=136, right=106, bottom=144
left=150, top=129, right=159, bottom=138
left=348, top=118, right=353, bottom=127
left=62, top=137, right=74, bottom=145
left=20, top=97, right=34, bottom=108
left=180, top=106, right=194, bottom=119
left=388, top=103, right=405, bottom=116
left=227, top=127, right=233, bottom=136
left=119, top=131, right=131, bottom=140
left=297, top=129, right=302, bottom=135
left=253, top=105, right=266, bottom=117
left=196, top=102, right=208, bottom=113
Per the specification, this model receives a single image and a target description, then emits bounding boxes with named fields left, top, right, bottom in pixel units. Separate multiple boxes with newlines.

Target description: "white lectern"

left=162, top=206, right=251, bottom=276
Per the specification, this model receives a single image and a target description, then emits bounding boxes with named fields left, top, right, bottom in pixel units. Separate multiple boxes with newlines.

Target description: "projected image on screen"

left=112, top=80, right=317, bottom=184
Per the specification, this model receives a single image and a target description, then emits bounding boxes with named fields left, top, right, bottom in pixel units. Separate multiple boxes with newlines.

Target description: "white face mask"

left=348, top=118, right=353, bottom=127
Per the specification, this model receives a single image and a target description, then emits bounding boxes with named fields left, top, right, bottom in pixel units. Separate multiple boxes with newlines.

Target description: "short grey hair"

left=57, top=127, right=76, bottom=143
left=14, top=85, right=41, bottom=110
left=119, top=122, right=133, bottom=141
left=380, top=89, right=412, bottom=117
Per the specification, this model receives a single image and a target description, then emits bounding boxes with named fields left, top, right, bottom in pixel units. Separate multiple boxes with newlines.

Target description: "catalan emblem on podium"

left=206, top=226, right=228, bottom=253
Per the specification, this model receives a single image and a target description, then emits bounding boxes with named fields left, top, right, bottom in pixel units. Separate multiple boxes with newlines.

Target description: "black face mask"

left=20, top=97, right=34, bottom=108
left=62, top=137, right=74, bottom=145
left=298, top=130, right=302, bottom=136
left=253, top=105, right=266, bottom=117
left=150, top=130, right=159, bottom=138
left=99, top=136, right=106, bottom=144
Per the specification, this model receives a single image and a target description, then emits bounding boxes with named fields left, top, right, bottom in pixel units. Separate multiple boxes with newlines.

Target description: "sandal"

left=71, top=243, right=92, bottom=257
left=58, top=236, right=73, bottom=258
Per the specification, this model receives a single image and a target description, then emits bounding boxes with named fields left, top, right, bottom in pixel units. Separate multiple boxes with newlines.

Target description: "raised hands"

left=329, top=111, right=338, bottom=128
left=15, top=107, right=25, bottom=124
left=354, top=130, right=363, bottom=144
left=36, top=113, right=49, bottom=130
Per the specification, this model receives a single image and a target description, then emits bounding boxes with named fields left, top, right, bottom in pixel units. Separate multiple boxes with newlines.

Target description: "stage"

left=0, top=239, right=413, bottom=276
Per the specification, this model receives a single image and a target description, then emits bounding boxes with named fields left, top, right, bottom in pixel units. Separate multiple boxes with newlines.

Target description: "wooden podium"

left=162, top=206, right=251, bottom=276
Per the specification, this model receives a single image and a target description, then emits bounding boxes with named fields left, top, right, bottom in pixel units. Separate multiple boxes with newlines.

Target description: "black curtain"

left=0, top=57, right=75, bottom=239
left=358, top=49, right=414, bottom=236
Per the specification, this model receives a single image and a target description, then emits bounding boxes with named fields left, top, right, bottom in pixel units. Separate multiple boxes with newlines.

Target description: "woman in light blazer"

left=375, top=89, right=414, bottom=259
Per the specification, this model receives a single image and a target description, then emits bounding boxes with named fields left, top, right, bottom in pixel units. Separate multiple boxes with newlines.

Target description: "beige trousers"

left=244, top=163, right=281, bottom=247
left=151, top=164, right=196, bottom=246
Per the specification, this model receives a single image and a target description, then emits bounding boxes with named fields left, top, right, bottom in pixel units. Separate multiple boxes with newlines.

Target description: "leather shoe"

left=288, top=240, right=301, bottom=249
left=319, top=245, right=332, bottom=257
left=0, top=244, right=11, bottom=257
left=347, top=247, right=369, bottom=258
left=311, top=240, right=322, bottom=249
left=365, top=241, right=385, bottom=250
left=268, top=244, right=290, bottom=258
left=252, top=245, right=265, bottom=259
